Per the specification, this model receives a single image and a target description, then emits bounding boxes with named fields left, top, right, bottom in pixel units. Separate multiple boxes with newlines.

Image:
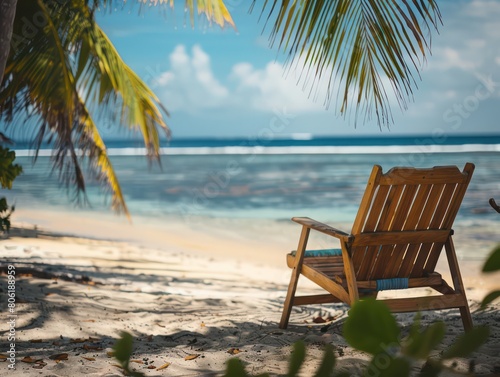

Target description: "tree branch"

left=0, top=0, right=18, bottom=82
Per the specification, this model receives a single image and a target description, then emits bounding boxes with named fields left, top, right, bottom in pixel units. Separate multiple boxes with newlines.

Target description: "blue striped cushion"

left=291, top=248, right=343, bottom=257
left=376, top=278, right=409, bottom=291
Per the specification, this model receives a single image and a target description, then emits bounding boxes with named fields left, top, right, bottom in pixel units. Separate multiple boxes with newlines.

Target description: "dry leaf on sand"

left=156, top=362, right=171, bottom=370
left=313, top=317, right=326, bottom=323
left=21, top=356, right=40, bottom=363
left=49, top=353, right=69, bottom=361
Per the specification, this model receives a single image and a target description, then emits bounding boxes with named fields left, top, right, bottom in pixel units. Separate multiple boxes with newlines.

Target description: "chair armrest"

left=292, top=217, right=353, bottom=243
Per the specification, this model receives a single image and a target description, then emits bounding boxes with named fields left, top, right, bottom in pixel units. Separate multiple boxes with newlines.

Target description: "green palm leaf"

left=0, top=0, right=172, bottom=217
left=256, top=0, right=442, bottom=127
left=95, top=0, right=235, bottom=28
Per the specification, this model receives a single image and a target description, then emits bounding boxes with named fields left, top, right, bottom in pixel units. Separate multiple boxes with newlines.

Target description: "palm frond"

left=93, top=0, right=235, bottom=28
left=77, top=96, right=130, bottom=218
left=0, top=0, right=171, bottom=216
left=256, top=0, right=442, bottom=127
left=79, top=18, right=171, bottom=158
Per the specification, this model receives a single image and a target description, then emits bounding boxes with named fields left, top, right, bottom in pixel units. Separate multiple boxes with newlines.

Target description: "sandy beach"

left=1, top=208, right=499, bottom=376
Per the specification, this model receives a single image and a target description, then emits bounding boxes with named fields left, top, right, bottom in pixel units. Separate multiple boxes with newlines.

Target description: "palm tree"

left=0, top=0, right=18, bottom=83
left=0, top=0, right=234, bottom=218
left=0, top=0, right=440, bottom=217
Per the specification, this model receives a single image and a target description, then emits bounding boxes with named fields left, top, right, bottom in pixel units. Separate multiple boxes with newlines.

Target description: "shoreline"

left=1, top=210, right=499, bottom=376
left=9, top=206, right=500, bottom=266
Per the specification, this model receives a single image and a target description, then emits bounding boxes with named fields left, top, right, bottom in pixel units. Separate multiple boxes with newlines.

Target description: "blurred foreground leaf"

left=112, top=332, right=145, bottom=377
left=288, top=341, right=306, bottom=377
left=481, top=290, right=500, bottom=309
left=344, top=299, right=400, bottom=355
left=403, top=320, right=446, bottom=359
left=313, top=344, right=335, bottom=377
left=418, top=360, right=442, bottom=377
left=0, top=147, right=22, bottom=190
left=364, top=356, right=410, bottom=377
left=482, top=246, right=500, bottom=272
left=442, top=326, right=489, bottom=359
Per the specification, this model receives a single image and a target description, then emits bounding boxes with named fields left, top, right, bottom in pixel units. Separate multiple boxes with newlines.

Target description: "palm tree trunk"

left=0, top=0, right=18, bottom=82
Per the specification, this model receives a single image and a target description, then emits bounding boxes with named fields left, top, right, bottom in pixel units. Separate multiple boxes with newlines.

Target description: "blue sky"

left=98, top=1, right=500, bottom=139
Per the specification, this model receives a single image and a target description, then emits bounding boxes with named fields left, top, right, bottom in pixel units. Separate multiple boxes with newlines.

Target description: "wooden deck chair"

left=280, top=163, right=475, bottom=330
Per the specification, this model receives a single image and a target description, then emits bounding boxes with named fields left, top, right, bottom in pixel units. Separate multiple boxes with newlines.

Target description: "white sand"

left=1, top=209, right=499, bottom=376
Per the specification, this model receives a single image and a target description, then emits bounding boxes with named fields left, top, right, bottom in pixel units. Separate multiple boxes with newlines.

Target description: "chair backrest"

left=349, top=163, right=474, bottom=281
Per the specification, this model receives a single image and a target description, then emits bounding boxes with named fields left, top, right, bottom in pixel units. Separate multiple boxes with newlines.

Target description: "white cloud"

left=156, top=45, right=229, bottom=112
left=430, top=47, right=480, bottom=71
left=152, top=0, right=500, bottom=129
left=155, top=45, right=325, bottom=114
left=426, top=0, right=500, bottom=74
left=230, top=61, right=324, bottom=112
left=406, top=0, right=500, bottom=124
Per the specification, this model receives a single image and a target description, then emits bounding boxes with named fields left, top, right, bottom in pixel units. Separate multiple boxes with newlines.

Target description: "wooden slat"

left=361, top=184, right=404, bottom=280
left=430, top=279, right=455, bottom=294
left=293, top=292, right=377, bottom=306
left=423, top=184, right=462, bottom=274
left=307, top=266, right=344, bottom=274
left=390, top=185, right=419, bottom=231
left=369, top=185, right=406, bottom=272
left=418, top=183, right=446, bottom=229
left=424, top=243, right=447, bottom=275
left=293, top=294, right=343, bottom=306
left=385, top=184, right=432, bottom=277
left=380, top=294, right=467, bottom=313
left=286, top=254, right=343, bottom=269
left=356, top=272, right=442, bottom=289
left=384, top=244, right=410, bottom=278
left=291, top=217, right=352, bottom=242
left=377, top=185, right=405, bottom=232
left=300, top=264, right=351, bottom=303
left=381, top=185, right=418, bottom=278
left=433, top=183, right=459, bottom=228
left=351, top=165, right=383, bottom=234
left=352, top=179, right=389, bottom=276
left=411, top=183, right=457, bottom=277
left=440, top=163, right=474, bottom=229
left=361, top=185, right=390, bottom=232
left=305, top=261, right=344, bottom=269
left=420, top=183, right=457, bottom=273
left=301, top=256, right=343, bottom=264
left=390, top=185, right=432, bottom=277
left=288, top=251, right=443, bottom=292
left=398, top=183, right=445, bottom=276
left=355, top=185, right=391, bottom=279
left=380, top=166, right=468, bottom=185
left=367, top=184, right=405, bottom=279
left=352, top=230, right=450, bottom=247
left=356, top=246, right=378, bottom=280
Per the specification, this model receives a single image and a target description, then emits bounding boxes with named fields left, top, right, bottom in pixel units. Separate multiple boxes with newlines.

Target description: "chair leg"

left=340, top=241, right=359, bottom=305
left=459, top=305, right=473, bottom=331
left=445, top=237, right=473, bottom=331
left=279, top=226, right=310, bottom=329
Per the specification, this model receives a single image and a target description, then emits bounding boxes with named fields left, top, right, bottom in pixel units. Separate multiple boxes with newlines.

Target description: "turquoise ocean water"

left=6, top=135, right=500, bottom=225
